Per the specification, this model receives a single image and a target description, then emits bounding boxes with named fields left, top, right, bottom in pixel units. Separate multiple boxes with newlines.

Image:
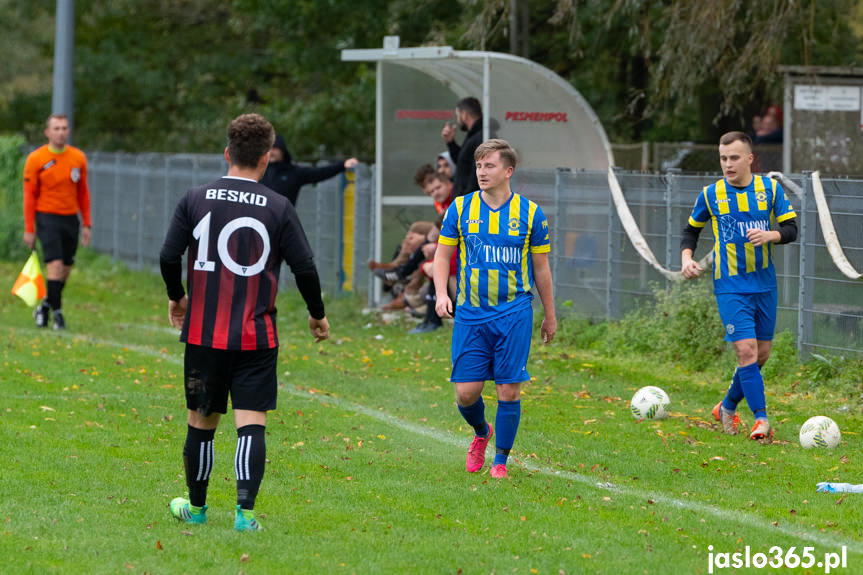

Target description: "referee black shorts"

left=183, top=343, right=279, bottom=416
left=36, top=212, right=80, bottom=266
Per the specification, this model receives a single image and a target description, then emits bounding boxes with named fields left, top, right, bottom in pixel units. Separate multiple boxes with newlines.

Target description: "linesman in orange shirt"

left=22, top=114, right=92, bottom=331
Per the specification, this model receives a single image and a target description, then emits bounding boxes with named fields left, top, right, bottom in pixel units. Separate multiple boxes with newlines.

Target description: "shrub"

left=0, top=134, right=27, bottom=260
left=604, top=277, right=727, bottom=370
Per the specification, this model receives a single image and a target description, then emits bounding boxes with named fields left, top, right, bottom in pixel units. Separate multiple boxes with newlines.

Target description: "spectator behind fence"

left=437, top=151, right=455, bottom=182
left=23, top=113, right=92, bottom=332
left=749, top=105, right=783, bottom=145
left=442, top=97, right=483, bottom=198
left=260, top=133, right=358, bottom=206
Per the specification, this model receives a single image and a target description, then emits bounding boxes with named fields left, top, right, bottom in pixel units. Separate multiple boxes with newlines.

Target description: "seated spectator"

left=368, top=164, right=436, bottom=272
left=370, top=164, right=438, bottom=310
left=437, top=151, right=456, bottom=182
left=374, top=169, right=455, bottom=314
left=373, top=172, right=452, bottom=286
left=410, top=219, right=458, bottom=334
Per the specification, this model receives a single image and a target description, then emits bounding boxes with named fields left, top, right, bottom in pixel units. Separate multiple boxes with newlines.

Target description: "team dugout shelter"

left=341, top=37, right=614, bottom=303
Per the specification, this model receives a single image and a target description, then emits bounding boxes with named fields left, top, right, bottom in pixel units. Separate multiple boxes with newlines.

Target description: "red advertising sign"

left=395, top=109, right=454, bottom=120
left=505, top=111, right=568, bottom=122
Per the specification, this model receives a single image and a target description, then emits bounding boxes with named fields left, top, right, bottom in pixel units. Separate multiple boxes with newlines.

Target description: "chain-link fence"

left=86, top=153, right=862, bottom=356
left=87, top=152, right=351, bottom=295
left=511, top=168, right=863, bottom=357
left=611, top=142, right=783, bottom=173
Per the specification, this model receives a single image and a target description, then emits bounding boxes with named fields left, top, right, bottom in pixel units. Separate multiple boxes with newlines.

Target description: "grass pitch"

left=1, top=251, right=862, bottom=574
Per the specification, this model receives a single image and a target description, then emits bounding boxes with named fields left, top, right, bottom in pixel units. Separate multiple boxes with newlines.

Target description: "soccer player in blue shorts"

left=680, top=131, right=797, bottom=441
left=433, top=138, right=556, bottom=478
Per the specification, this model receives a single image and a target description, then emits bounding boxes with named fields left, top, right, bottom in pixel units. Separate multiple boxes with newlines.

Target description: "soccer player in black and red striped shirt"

left=160, top=113, right=330, bottom=531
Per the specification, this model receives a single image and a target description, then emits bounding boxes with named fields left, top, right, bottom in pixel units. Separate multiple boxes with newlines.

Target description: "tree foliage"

left=0, top=0, right=859, bottom=154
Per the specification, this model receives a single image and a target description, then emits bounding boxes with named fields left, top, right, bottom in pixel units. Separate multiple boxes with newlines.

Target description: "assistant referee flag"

left=11, top=252, right=46, bottom=307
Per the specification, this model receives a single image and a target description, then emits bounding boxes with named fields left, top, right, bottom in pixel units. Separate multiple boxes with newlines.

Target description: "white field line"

left=52, top=331, right=863, bottom=555
left=284, top=386, right=863, bottom=556
left=113, top=323, right=182, bottom=337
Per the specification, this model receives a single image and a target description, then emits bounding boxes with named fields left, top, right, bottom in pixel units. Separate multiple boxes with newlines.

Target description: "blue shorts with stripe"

left=450, top=304, right=533, bottom=384
left=715, top=291, right=778, bottom=342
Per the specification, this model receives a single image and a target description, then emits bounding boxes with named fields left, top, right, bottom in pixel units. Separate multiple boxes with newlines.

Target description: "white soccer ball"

left=799, top=416, right=841, bottom=449
left=630, top=386, right=670, bottom=420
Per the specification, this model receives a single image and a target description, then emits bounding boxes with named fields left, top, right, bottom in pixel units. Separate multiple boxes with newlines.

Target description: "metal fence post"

left=113, top=154, right=121, bottom=261
left=351, top=168, right=362, bottom=294
left=368, top=165, right=377, bottom=309
left=665, top=168, right=680, bottom=291
left=797, top=172, right=812, bottom=358
left=607, top=170, right=620, bottom=319
left=553, top=168, right=563, bottom=285
left=336, top=174, right=346, bottom=294
left=315, top=176, right=325, bottom=292
left=163, top=156, right=171, bottom=255
left=136, top=155, right=144, bottom=269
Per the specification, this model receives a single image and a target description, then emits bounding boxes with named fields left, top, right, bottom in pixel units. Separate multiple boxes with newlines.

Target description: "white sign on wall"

left=794, top=85, right=861, bottom=111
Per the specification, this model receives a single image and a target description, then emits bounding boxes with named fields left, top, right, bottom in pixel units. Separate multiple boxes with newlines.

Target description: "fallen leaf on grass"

left=156, top=540, right=163, bottom=550
left=241, top=553, right=250, bottom=562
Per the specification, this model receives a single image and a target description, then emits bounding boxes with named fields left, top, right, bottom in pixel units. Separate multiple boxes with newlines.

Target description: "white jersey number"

left=192, top=212, right=270, bottom=277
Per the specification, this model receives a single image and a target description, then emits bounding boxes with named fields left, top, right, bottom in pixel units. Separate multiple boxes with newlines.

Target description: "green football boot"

left=170, top=497, right=207, bottom=524
left=234, top=505, right=262, bottom=532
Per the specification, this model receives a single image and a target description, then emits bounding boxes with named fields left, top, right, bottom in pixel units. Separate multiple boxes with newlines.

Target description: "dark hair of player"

left=227, top=113, right=275, bottom=168
left=719, top=131, right=753, bottom=152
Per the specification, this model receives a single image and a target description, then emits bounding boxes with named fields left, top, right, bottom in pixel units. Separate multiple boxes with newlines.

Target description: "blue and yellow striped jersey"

left=688, top=175, right=796, bottom=294
left=439, top=191, right=550, bottom=324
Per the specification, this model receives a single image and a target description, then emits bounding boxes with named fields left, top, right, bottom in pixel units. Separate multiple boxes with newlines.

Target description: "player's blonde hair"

left=474, top=139, right=518, bottom=169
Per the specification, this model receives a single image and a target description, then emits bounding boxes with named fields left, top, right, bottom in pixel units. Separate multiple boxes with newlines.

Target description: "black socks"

left=235, top=424, right=266, bottom=510
left=183, top=425, right=216, bottom=507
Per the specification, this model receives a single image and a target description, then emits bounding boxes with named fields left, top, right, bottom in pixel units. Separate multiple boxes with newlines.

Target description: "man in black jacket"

left=260, top=134, right=358, bottom=206
left=442, top=97, right=483, bottom=198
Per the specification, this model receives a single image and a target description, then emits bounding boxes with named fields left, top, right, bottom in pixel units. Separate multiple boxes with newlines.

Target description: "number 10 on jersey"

left=192, top=211, right=271, bottom=277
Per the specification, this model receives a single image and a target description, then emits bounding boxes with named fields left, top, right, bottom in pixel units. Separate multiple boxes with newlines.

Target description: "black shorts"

left=36, top=212, right=79, bottom=265
left=184, top=344, right=279, bottom=416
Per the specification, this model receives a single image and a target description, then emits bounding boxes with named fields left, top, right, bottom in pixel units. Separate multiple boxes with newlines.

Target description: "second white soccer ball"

left=630, top=386, right=670, bottom=420
left=799, top=415, right=841, bottom=449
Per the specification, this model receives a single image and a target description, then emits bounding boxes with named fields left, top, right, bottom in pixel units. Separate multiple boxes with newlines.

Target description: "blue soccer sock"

left=457, top=396, right=489, bottom=437
left=737, top=362, right=767, bottom=420
left=493, top=400, right=521, bottom=467
left=721, top=368, right=744, bottom=411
